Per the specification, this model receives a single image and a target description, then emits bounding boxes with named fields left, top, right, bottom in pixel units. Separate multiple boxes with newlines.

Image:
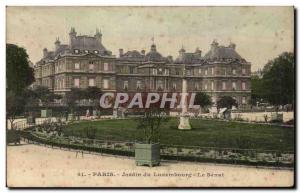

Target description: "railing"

left=19, top=129, right=294, bottom=168
left=9, top=116, right=294, bottom=168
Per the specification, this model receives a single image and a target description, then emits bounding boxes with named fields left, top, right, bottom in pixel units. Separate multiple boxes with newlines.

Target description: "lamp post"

left=178, top=65, right=191, bottom=130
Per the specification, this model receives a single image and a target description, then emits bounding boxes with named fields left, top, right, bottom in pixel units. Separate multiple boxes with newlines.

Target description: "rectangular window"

left=223, top=68, right=226, bottom=75
left=205, top=69, right=208, bottom=75
left=195, top=82, right=199, bottom=90
left=59, top=79, right=63, bottom=89
left=204, top=83, right=208, bottom=90
left=199, top=68, right=202, bottom=74
left=74, top=63, right=80, bottom=70
left=232, top=82, right=237, bottom=90
left=104, top=63, right=109, bottom=71
left=103, top=79, right=109, bottom=89
left=136, top=80, right=142, bottom=89
left=232, top=68, right=236, bottom=75
left=74, top=78, right=80, bottom=87
left=129, top=67, right=134, bottom=74
left=242, top=68, right=246, bottom=75
left=157, top=80, right=163, bottom=89
left=88, top=78, right=95, bottom=87
left=152, top=68, right=157, bottom=75
left=172, top=82, right=177, bottom=90
left=242, top=82, right=246, bottom=90
left=89, top=63, right=94, bottom=71
left=242, top=96, right=246, bottom=104
left=211, top=81, right=214, bottom=90
left=123, top=80, right=128, bottom=89
left=150, top=79, right=154, bottom=89
left=222, top=81, right=226, bottom=90
left=164, top=69, right=169, bottom=75
left=187, top=70, right=191, bottom=76
left=211, top=67, right=214, bottom=75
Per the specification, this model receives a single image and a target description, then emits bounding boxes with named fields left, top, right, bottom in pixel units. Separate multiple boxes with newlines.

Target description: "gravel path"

left=7, top=143, right=294, bottom=187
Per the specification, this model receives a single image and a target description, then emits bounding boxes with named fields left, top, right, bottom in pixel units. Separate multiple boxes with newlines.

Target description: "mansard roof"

left=119, top=50, right=145, bottom=62
left=174, top=48, right=203, bottom=64
left=70, top=35, right=109, bottom=54
left=203, top=41, right=244, bottom=61
left=144, top=44, right=167, bottom=62
left=37, top=28, right=113, bottom=65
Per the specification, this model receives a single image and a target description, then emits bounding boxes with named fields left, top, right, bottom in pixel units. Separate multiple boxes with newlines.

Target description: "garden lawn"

left=63, top=118, right=294, bottom=151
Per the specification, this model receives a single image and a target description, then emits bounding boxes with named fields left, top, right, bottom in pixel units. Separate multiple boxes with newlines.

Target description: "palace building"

left=33, top=28, right=251, bottom=106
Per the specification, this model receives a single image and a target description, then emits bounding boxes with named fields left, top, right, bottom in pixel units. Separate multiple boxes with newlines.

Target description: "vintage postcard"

left=6, top=6, right=295, bottom=188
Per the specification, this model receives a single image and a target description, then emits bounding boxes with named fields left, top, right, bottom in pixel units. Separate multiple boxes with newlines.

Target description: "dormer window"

left=85, top=50, right=89, bottom=54
left=94, top=50, right=99, bottom=54
left=74, top=49, right=79, bottom=54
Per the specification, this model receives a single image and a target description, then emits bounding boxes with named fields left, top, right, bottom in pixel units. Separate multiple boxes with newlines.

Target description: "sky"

left=6, top=6, right=294, bottom=71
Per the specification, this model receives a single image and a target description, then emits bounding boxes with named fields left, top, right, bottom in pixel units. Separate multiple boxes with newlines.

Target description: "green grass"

left=62, top=118, right=294, bottom=151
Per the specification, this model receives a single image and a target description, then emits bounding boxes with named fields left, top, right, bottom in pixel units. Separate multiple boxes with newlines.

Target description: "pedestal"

left=178, top=116, right=191, bottom=130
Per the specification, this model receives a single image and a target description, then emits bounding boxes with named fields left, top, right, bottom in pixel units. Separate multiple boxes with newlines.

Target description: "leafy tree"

left=136, top=107, right=169, bottom=144
left=32, top=86, right=61, bottom=109
left=6, top=44, right=35, bottom=95
left=64, top=88, right=84, bottom=114
left=217, top=96, right=238, bottom=109
left=194, top=92, right=212, bottom=111
left=261, top=52, right=294, bottom=108
left=83, top=87, right=102, bottom=110
left=6, top=91, right=26, bottom=130
left=250, top=75, right=265, bottom=106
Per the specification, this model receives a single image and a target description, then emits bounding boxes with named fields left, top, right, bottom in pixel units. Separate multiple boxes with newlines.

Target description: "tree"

left=250, top=75, right=265, bottom=106
left=217, top=96, right=238, bottom=110
left=261, top=52, right=294, bottom=108
left=194, top=92, right=212, bottom=112
left=6, top=44, right=35, bottom=95
left=83, top=87, right=102, bottom=110
left=136, top=107, right=169, bottom=144
left=32, top=86, right=61, bottom=109
left=6, top=91, right=26, bottom=130
left=64, top=88, right=84, bottom=114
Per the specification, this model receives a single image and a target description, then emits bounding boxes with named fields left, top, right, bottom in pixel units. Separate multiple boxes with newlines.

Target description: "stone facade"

left=33, top=28, right=251, bottom=106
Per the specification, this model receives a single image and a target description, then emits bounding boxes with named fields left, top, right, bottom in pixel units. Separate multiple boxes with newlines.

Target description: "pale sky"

left=6, top=6, right=294, bottom=71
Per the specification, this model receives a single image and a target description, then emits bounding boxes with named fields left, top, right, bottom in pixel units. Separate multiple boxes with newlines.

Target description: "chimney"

left=141, top=50, right=145, bottom=55
left=195, top=47, right=202, bottom=57
left=95, top=28, right=102, bottom=43
left=167, top=56, right=173, bottom=63
left=119, top=48, right=124, bottom=57
left=43, top=48, right=48, bottom=58
left=179, top=46, right=185, bottom=58
left=69, top=27, right=77, bottom=47
left=55, top=37, right=61, bottom=50
left=211, top=40, right=219, bottom=51
left=229, top=42, right=236, bottom=50
left=150, top=44, right=157, bottom=52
